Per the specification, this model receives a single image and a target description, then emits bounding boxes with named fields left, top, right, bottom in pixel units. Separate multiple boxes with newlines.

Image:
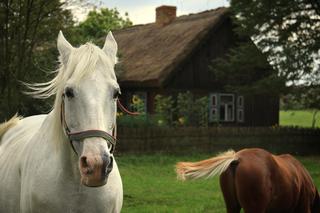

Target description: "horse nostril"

left=80, top=156, right=94, bottom=175
left=106, top=156, right=113, bottom=174
left=80, top=156, right=88, bottom=168
left=102, top=154, right=113, bottom=176
left=102, top=153, right=111, bottom=166
left=109, top=156, right=113, bottom=168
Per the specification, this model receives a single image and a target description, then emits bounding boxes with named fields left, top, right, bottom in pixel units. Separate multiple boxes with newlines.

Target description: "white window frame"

left=209, top=94, right=218, bottom=122
left=219, top=93, right=235, bottom=122
left=237, top=95, right=244, bottom=122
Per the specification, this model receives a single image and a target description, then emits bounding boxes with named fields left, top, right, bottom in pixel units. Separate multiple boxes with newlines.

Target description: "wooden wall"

left=167, top=17, right=235, bottom=90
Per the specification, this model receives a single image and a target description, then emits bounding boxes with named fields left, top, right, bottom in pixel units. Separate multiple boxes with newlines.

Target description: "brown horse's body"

left=176, top=148, right=320, bottom=213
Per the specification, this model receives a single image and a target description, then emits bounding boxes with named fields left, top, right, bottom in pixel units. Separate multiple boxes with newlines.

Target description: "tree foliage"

left=0, top=0, right=74, bottom=119
left=230, top=0, right=320, bottom=85
left=301, top=87, right=320, bottom=128
left=282, top=86, right=320, bottom=128
left=76, top=8, right=132, bottom=42
left=211, top=40, right=284, bottom=95
left=0, top=1, right=133, bottom=120
left=212, top=0, right=320, bottom=95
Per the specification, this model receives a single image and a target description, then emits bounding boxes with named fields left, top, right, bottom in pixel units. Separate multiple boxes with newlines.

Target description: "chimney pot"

left=156, top=5, right=177, bottom=27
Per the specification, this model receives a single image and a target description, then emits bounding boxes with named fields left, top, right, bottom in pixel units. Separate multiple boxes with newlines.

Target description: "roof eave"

left=119, top=79, right=161, bottom=89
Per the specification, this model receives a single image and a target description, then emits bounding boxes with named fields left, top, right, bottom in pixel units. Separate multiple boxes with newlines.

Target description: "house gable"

left=165, top=16, right=235, bottom=90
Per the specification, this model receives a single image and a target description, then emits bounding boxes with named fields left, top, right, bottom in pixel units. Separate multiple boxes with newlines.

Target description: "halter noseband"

left=60, top=94, right=117, bottom=155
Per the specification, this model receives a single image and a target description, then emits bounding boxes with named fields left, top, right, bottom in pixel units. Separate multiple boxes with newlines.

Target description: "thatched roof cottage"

left=114, top=6, right=279, bottom=126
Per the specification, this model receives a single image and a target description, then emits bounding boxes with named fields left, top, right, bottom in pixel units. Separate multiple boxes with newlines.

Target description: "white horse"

left=0, top=31, right=123, bottom=212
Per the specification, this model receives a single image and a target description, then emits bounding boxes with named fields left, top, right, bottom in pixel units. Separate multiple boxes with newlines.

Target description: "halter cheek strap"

left=60, top=95, right=117, bottom=155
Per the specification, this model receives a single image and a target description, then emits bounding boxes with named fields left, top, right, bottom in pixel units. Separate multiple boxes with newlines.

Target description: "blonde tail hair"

left=0, top=114, right=22, bottom=141
left=176, top=150, right=238, bottom=180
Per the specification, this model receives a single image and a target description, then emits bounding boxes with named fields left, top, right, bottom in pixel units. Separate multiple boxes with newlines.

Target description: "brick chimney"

left=156, top=5, right=177, bottom=27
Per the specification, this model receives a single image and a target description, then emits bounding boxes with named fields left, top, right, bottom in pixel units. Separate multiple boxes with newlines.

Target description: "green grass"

left=116, top=154, right=320, bottom=213
left=280, top=110, right=320, bottom=128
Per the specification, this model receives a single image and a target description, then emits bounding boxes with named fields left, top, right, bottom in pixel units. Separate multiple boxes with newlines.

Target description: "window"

left=209, top=94, right=218, bottom=122
left=209, top=93, right=235, bottom=122
left=237, top=96, right=244, bottom=122
left=219, top=94, right=234, bottom=122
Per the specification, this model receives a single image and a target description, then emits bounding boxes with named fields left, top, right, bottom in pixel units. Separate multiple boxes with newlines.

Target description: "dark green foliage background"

left=0, top=1, right=132, bottom=120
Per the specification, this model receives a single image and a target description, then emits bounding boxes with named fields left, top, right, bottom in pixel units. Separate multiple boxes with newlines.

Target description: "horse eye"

left=65, top=87, right=74, bottom=98
left=113, top=90, right=121, bottom=99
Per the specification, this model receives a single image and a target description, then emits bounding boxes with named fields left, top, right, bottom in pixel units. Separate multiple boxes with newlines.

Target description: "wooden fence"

left=116, top=127, right=320, bottom=155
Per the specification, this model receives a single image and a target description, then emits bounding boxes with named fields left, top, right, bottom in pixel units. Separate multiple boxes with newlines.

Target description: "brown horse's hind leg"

left=234, top=156, right=271, bottom=213
left=220, top=164, right=241, bottom=213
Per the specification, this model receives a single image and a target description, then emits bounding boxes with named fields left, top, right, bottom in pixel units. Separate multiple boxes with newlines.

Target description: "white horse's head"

left=57, top=31, right=120, bottom=187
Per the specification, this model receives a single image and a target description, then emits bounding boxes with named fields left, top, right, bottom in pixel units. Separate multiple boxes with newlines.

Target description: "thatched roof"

left=114, top=7, right=229, bottom=88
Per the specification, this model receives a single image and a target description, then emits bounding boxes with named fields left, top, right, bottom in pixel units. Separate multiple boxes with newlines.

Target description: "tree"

left=212, top=0, right=320, bottom=94
left=211, top=40, right=284, bottom=95
left=0, top=0, right=74, bottom=119
left=76, top=8, right=132, bottom=43
left=281, top=86, right=320, bottom=128
left=0, top=1, right=132, bottom=120
left=301, top=87, right=320, bottom=128
left=230, top=0, right=320, bottom=85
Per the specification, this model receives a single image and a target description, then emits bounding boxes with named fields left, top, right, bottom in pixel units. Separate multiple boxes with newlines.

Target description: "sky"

left=81, top=0, right=229, bottom=24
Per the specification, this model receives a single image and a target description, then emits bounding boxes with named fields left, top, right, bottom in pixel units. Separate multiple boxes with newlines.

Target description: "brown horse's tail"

left=0, top=114, right=21, bottom=142
left=176, top=150, right=238, bottom=180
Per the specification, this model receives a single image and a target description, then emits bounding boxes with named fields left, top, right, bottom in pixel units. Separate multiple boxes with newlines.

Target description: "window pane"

left=219, top=94, right=234, bottom=122
left=227, top=105, right=233, bottom=121
left=211, top=108, right=218, bottom=121
left=220, top=95, right=233, bottom=104
left=237, top=96, right=244, bottom=108
left=237, top=109, right=244, bottom=122
left=212, top=95, right=216, bottom=106
left=220, top=105, right=226, bottom=121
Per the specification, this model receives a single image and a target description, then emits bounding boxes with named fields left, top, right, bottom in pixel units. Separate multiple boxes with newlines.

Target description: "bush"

left=154, top=95, right=174, bottom=126
left=117, top=92, right=209, bottom=127
left=117, top=114, right=156, bottom=127
left=176, top=91, right=208, bottom=127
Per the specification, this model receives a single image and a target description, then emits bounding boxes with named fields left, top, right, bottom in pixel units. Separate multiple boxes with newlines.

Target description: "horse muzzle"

left=79, top=153, right=113, bottom=187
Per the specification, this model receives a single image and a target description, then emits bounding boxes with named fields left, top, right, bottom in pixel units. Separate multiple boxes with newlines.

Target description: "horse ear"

left=57, top=31, right=73, bottom=66
left=102, top=31, right=118, bottom=64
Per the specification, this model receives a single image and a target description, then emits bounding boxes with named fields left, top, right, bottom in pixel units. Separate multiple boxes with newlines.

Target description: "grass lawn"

left=116, top=153, right=320, bottom=213
left=280, top=110, right=320, bottom=128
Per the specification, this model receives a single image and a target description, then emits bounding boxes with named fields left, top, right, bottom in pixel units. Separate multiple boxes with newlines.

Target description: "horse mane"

left=0, top=114, right=22, bottom=142
left=24, top=43, right=116, bottom=145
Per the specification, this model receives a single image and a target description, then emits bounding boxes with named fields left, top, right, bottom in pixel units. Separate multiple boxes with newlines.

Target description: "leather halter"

left=60, top=94, right=117, bottom=155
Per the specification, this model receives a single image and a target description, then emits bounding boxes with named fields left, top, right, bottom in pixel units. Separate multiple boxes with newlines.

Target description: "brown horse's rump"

left=177, top=148, right=320, bottom=213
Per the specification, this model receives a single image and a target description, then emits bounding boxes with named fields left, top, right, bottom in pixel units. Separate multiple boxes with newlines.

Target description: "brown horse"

left=176, top=148, right=320, bottom=213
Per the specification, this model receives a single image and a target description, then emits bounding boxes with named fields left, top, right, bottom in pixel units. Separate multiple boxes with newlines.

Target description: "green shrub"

left=176, top=91, right=209, bottom=127
left=117, top=114, right=157, bottom=127
left=118, top=92, right=209, bottom=127
left=154, top=94, right=174, bottom=126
